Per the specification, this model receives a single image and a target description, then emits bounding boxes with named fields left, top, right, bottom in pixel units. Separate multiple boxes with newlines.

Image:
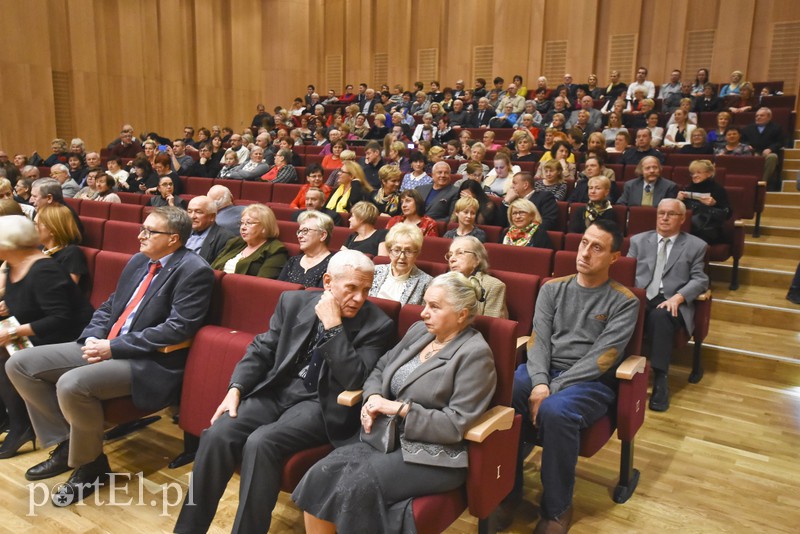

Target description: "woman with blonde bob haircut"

left=210, top=203, right=287, bottom=278
left=35, top=204, right=87, bottom=284
left=326, top=160, right=372, bottom=214
left=501, top=198, right=553, bottom=249
left=370, top=222, right=431, bottom=305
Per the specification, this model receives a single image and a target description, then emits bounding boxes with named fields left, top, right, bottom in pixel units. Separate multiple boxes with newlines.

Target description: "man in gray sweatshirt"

left=502, top=219, right=640, bottom=533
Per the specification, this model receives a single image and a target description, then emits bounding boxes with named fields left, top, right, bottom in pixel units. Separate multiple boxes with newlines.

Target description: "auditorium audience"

left=501, top=198, right=553, bottom=249
left=370, top=223, right=431, bottom=305
left=149, top=176, right=186, bottom=209
left=217, top=150, right=240, bottom=178
left=678, top=160, right=730, bottom=244
left=714, top=127, right=753, bottom=156
left=707, top=111, right=732, bottom=148
left=289, top=164, right=331, bottom=210
left=341, top=201, right=387, bottom=256
left=386, top=189, right=439, bottom=237
left=446, top=236, right=508, bottom=318
left=444, top=197, right=487, bottom=242
left=534, top=160, right=568, bottom=201
left=568, top=175, right=615, bottom=233
left=259, top=148, right=298, bottom=183
left=679, top=128, right=714, bottom=155
left=34, top=204, right=87, bottom=284
left=326, top=161, right=371, bottom=214
left=535, top=141, right=576, bottom=182
left=74, top=168, right=100, bottom=200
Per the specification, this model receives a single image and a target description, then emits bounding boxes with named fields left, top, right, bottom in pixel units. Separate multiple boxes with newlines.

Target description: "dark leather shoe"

left=649, top=374, right=670, bottom=412
left=51, top=454, right=111, bottom=507
left=533, top=505, right=573, bottom=534
left=0, top=426, right=36, bottom=459
left=787, top=289, right=800, bottom=306
left=492, top=492, right=522, bottom=531
left=25, top=440, right=70, bottom=481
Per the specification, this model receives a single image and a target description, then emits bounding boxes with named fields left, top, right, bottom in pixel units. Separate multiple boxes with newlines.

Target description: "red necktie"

left=107, top=262, right=162, bottom=340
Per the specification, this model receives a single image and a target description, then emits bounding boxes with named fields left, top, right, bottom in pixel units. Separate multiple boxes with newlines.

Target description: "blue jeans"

left=511, top=364, right=615, bottom=519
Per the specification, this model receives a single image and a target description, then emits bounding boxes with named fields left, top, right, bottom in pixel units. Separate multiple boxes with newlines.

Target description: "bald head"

left=207, top=185, right=233, bottom=208
left=187, top=195, right=217, bottom=232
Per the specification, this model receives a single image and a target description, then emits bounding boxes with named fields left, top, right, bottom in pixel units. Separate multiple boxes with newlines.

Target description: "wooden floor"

left=0, top=355, right=798, bottom=533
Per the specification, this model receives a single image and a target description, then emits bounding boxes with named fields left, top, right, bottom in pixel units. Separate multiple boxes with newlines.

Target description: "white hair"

left=327, top=250, right=375, bottom=277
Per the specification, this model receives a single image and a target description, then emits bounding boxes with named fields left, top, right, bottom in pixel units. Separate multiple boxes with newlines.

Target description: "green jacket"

left=210, top=237, right=288, bottom=279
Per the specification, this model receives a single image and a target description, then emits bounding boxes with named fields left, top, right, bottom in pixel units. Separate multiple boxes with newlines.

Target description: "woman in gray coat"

left=293, top=272, right=497, bottom=534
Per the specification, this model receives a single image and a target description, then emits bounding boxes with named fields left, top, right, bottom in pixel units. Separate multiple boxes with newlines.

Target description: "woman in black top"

left=0, top=216, right=93, bottom=458
left=679, top=128, right=715, bottom=155
left=278, top=211, right=334, bottom=288
left=341, top=201, right=388, bottom=257
left=35, top=204, right=87, bottom=285
left=678, top=160, right=731, bottom=244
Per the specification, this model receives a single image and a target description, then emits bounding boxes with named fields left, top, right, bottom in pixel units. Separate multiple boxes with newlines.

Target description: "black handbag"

left=360, top=400, right=410, bottom=453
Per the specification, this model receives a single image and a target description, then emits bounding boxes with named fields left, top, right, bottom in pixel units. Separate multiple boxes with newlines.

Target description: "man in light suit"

left=7, top=207, right=214, bottom=502
left=616, top=156, right=678, bottom=207
left=415, top=161, right=459, bottom=222
left=185, top=195, right=235, bottom=263
left=174, top=250, right=394, bottom=534
left=628, top=199, right=709, bottom=411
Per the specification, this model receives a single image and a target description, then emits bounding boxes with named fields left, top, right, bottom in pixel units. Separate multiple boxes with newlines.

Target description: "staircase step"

left=762, top=204, right=800, bottom=218
left=735, top=255, right=798, bottom=271
left=780, top=179, right=798, bottom=192
left=784, top=158, right=800, bottom=171
left=746, top=234, right=800, bottom=247
left=711, top=297, right=800, bottom=330
left=765, top=191, right=800, bottom=206
left=743, top=240, right=800, bottom=261
left=710, top=262, right=792, bottom=286
left=703, top=319, right=800, bottom=361
left=745, top=223, right=800, bottom=238
left=673, top=343, right=800, bottom=385
left=711, top=280, right=796, bottom=309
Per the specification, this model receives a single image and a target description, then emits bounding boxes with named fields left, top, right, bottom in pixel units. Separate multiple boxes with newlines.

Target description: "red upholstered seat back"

left=218, top=274, right=304, bottom=333
left=91, top=251, right=133, bottom=309
left=103, top=220, right=143, bottom=254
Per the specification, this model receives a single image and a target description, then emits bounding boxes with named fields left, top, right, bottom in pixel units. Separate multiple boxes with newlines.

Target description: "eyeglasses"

left=296, top=227, right=321, bottom=237
left=389, top=248, right=418, bottom=258
left=240, top=219, right=260, bottom=227
left=139, top=226, right=175, bottom=238
left=444, top=250, right=477, bottom=261
left=657, top=211, right=682, bottom=219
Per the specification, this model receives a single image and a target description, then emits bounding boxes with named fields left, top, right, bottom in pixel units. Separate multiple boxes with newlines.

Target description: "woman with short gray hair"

left=446, top=236, right=508, bottom=318
left=369, top=223, right=431, bottom=305
left=278, top=211, right=334, bottom=288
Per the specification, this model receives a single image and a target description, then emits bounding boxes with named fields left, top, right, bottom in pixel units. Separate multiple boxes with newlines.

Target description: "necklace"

left=420, top=336, right=455, bottom=361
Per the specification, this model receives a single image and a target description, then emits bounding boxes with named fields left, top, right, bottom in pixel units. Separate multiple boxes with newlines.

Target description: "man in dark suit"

left=620, top=129, right=665, bottom=166
left=174, top=250, right=394, bottom=533
left=469, top=97, right=496, bottom=128
left=360, top=88, right=377, bottom=115
left=7, top=207, right=214, bottom=502
left=415, top=161, right=459, bottom=222
left=185, top=195, right=236, bottom=263
left=616, top=156, right=678, bottom=207
left=741, top=107, right=785, bottom=190
left=291, top=187, right=342, bottom=226
left=628, top=199, right=709, bottom=411
left=500, top=171, right=559, bottom=232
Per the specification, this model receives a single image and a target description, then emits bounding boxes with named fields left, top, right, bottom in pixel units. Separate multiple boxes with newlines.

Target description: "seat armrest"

left=516, top=336, right=529, bottom=350
left=616, top=355, right=646, bottom=380
left=734, top=219, right=744, bottom=227
left=157, top=339, right=193, bottom=354
left=696, top=289, right=712, bottom=301
left=337, top=389, right=363, bottom=406
left=464, top=406, right=514, bottom=443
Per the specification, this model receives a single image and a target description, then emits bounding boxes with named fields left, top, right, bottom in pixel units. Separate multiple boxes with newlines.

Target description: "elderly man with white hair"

left=47, top=164, right=79, bottom=198
left=207, top=184, right=245, bottom=235
left=184, top=195, right=236, bottom=262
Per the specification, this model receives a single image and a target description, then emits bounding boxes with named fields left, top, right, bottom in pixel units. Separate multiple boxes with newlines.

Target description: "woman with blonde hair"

left=369, top=164, right=402, bottom=217
left=341, top=201, right=388, bottom=256
left=35, top=204, right=87, bottom=284
left=210, top=204, right=287, bottom=278
left=501, top=198, right=553, bottom=249
left=444, top=197, right=486, bottom=242
left=326, top=160, right=373, bottom=213
left=534, top=159, right=567, bottom=200
left=568, top=175, right=615, bottom=233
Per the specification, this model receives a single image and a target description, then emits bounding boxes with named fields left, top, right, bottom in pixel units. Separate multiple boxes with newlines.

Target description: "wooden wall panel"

left=2, top=0, right=799, bottom=158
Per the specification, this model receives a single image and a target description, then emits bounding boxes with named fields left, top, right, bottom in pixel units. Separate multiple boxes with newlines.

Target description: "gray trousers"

left=5, top=342, right=132, bottom=467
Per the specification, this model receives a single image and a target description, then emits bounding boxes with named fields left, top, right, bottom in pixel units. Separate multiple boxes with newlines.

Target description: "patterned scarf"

left=374, top=188, right=399, bottom=214
left=584, top=200, right=612, bottom=224
left=503, top=221, right=538, bottom=247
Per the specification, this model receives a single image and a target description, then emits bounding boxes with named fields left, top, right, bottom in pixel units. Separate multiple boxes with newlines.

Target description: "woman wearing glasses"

left=369, top=223, right=431, bottom=305
left=210, top=204, right=288, bottom=278
left=278, top=211, right=335, bottom=288
left=501, top=198, right=553, bottom=249
left=446, top=236, right=508, bottom=318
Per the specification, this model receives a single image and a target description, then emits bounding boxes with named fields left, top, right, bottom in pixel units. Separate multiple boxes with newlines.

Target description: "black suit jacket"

left=694, top=96, right=721, bottom=113
left=741, top=122, right=785, bottom=154
left=230, top=291, right=394, bottom=443
left=197, top=224, right=236, bottom=263
left=469, top=108, right=496, bottom=128
left=415, top=184, right=459, bottom=222
left=80, top=248, right=214, bottom=410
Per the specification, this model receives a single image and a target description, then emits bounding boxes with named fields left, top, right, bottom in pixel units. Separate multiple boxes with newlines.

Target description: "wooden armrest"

left=734, top=219, right=744, bottom=227
left=156, top=339, right=193, bottom=354
left=757, top=181, right=767, bottom=187
left=616, top=355, right=646, bottom=380
left=337, top=389, right=363, bottom=406
left=696, top=289, right=712, bottom=301
left=516, top=336, right=529, bottom=350
left=464, top=406, right=514, bottom=443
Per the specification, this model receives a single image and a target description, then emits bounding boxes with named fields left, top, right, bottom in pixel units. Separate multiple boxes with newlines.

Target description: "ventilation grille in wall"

left=373, top=53, right=388, bottom=88
left=472, top=45, right=494, bottom=82
left=608, top=34, right=637, bottom=80
left=543, top=40, right=567, bottom=82
left=417, top=48, right=439, bottom=83
left=683, top=30, right=715, bottom=79
left=768, top=21, right=800, bottom=94
left=51, top=71, right=74, bottom=140
left=326, top=55, right=343, bottom=93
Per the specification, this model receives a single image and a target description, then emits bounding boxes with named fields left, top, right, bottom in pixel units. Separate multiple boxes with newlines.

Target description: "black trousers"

left=645, top=295, right=686, bottom=374
left=174, top=380, right=327, bottom=534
